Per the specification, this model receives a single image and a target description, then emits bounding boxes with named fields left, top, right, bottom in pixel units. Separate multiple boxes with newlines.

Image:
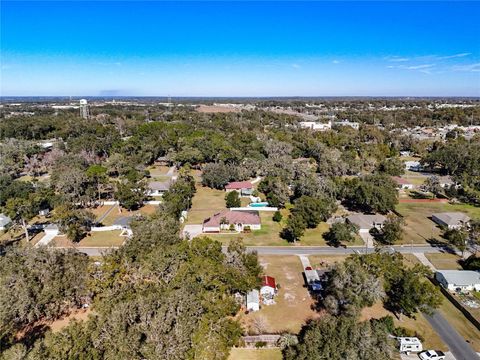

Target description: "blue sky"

left=1, top=1, right=479, bottom=96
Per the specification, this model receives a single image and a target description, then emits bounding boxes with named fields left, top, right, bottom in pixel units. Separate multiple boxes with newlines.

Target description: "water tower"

left=79, top=99, right=90, bottom=119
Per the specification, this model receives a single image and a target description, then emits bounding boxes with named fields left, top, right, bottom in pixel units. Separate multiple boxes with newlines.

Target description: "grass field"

left=78, top=230, right=125, bottom=247
left=361, top=301, right=447, bottom=351
left=425, top=253, right=462, bottom=270
left=228, top=348, right=282, bottom=360
left=396, top=202, right=480, bottom=245
left=96, top=204, right=157, bottom=226
left=239, top=255, right=320, bottom=334
left=185, top=186, right=227, bottom=224
left=438, top=293, right=480, bottom=351
left=308, top=255, right=349, bottom=268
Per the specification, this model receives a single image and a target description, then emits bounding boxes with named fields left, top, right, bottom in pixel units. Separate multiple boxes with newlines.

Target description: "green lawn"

left=425, top=253, right=462, bottom=270
left=228, top=348, right=282, bottom=360
left=78, top=230, right=125, bottom=247
left=396, top=202, right=480, bottom=245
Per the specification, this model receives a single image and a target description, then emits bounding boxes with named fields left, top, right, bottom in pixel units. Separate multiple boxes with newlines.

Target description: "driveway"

left=182, top=224, right=203, bottom=240
left=424, top=310, right=480, bottom=360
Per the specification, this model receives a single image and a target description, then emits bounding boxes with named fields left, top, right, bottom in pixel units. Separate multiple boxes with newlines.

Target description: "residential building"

left=346, top=214, right=387, bottom=233
left=202, top=210, right=261, bottom=233
left=299, top=121, right=332, bottom=131
left=431, top=212, right=470, bottom=229
left=435, top=270, right=480, bottom=292
left=225, top=181, right=253, bottom=196
left=405, top=161, right=423, bottom=171
left=391, top=176, right=414, bottom=190
left=147, top=181, right=171, bottom=196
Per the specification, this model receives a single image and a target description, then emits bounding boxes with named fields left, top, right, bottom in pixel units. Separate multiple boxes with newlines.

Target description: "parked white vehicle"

left=419, top=350, right=446, bottom=360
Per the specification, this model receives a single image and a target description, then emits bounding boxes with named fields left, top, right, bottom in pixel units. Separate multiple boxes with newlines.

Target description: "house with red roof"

left=224, top=181, right=253, bottom=196
left=391, top=176, right=414, bottom=190
left=260, top=275, right=277, bottom=299
left=202, top=210, right=261, bottom=233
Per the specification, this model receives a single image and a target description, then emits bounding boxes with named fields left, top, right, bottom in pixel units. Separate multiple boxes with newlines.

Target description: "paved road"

left=75, top=245, right=444, bottom=257
left=424, top=311, right=480, bottom=360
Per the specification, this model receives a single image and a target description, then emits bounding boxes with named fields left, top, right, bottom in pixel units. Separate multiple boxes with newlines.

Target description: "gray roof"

left=148, top=181, right=170, bottom=191
left=436, top=270, right=480, bottom=286
left=44, top=224, right=59, bottom=231
left=432, top=212, right=470, bottom=226
left=0, top=214, right=12, bottom=227
left=246, top=289, right=259, bottom=303
left=346, top=214, right=386, bottom=230
left=114, top=216, right=134, bottom=228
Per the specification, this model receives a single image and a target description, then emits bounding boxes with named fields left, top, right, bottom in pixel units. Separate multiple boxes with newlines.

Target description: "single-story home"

left=260, top=275, right=276, bottom=298
left=391, top=176, right=415, bottom=190
left=435, top=270, right=480, bottom=292
left=0, top=214, right=12, bottom=231
left=202, top=210, right=261, bottom=233
left=346, top=214, right=387, bottom=233
left=246, top=289, right=260, bottom=312
left=431, top=212, right=470, bottom=229
left=225, top=181, right=253, bottom=196
left=147, top=181, right=171, bottom=196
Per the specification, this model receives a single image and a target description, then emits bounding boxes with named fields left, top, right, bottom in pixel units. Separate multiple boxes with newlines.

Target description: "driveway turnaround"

left=424, top=310, right=480, bottom=360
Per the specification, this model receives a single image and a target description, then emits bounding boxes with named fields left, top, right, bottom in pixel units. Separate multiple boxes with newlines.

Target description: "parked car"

left=305, top=266, right=312, bottom=271
left=419, top=350, right=446, bottom=360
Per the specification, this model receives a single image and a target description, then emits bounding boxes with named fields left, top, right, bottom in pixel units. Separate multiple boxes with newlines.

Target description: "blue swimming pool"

left=249, top=202, right=269, bottom=207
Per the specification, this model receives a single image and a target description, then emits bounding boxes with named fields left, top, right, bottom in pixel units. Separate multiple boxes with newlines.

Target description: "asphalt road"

left=74, top=244, right=444, bottom=257
left=424, top=310, right=480, bottom=360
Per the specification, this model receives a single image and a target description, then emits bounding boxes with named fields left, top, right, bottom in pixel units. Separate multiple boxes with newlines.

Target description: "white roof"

left=398, top=337, right=421, bottom=346
left=436, top=270, right=480, bottom=286
left=0, top=214, right=12, bottom=227
left=246, top=289, right=259, bottom=303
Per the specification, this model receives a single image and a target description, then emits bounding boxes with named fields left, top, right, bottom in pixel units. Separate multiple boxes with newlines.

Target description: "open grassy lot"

left=438, top=293, right=480, bottom=351
left=396, top=202, right=480, bottom=245
left=239, top=255, right=320, bottom=334
left=147, top=165, right=172, bottom=177
left=308, top=255, right=349, bottom=268
left=361, top=301, right=447, bottom=351
left=78, top=230, right=125, bottom=247
left=185, top=185, right=227, bottom=224
left=425, top=253, right=462, bottom=270
left=228, top=348, right=282, bottom=360
left=98, top=204, right=157, bottom=226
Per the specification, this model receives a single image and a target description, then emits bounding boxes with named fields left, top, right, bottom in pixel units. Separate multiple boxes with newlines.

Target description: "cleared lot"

left=239, top=255, right=320, bottom=334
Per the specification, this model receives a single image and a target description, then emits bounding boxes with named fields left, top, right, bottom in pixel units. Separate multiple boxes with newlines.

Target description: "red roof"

left=262, top=275, right=276, bottom=289
left=225, top=181, right=253, bottom=190
left=391, top=176, right=411, bottom=185
left=203, top=210, right=261, bottom=227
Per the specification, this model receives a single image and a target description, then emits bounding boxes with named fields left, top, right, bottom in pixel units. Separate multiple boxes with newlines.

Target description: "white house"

left=246, top=289, right=260, bottom=312
left=202, top=210, right=261, bottom=233
left=299, top=121, right=332, bottom=131
left=398, top=337, right=423, bottom=353
left=225, top=181, right=253, bottom=196
left=147, top=181, right=170, bottom=196
left=431, top=212, right=470, bottom=229
left=260, top=276, right=276, bottom=299
left=0, top=214, right=12, bottom=231
left=435, top=270, right=480, bottom=292
left=405, top=161, right=423, bottom=171
left=346, top=214, right=387, bottom=233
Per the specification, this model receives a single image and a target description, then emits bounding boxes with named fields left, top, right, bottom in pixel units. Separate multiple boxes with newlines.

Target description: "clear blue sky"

left=1, top=1, right=479, bottom=96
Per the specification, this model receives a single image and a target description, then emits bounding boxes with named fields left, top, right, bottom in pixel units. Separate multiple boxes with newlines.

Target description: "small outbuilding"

left=431, top=212, right=470, bottom=229
left=435, top=270, right=480, bottom=292
left=260, top=275, right=276, bottom=299
left=246, top=289, right=260, bottom=312
left=0, top=214, right=12, bottom=231
left=391, top=176, right=414, bottom=190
